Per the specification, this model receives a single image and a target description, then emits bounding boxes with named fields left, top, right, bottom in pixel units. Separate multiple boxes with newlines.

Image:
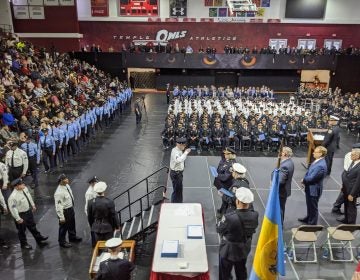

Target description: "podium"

left=305, top=128, right=328, bottom=167
left=89, top=240, right=136, bottom=279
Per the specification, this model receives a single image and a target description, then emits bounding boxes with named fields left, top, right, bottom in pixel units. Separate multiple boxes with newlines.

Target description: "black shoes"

left=332, top=208, right=344, bottom=215
left=21, top=243, right=32, bottom=250
left=39, top=236, right=49, bottom=241
left=69, top=237, right=82, bottom=243
left=298, top=217, right=308, bottom=224
left=336, top=217, right=348, bottom=223
left=59, top=242, right=72, bottom=248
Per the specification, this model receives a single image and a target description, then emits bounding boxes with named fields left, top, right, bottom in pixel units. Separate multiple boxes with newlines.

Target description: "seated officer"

left=225, top=122, right=240, bottom=151
left=161, top=126, right=175, bottom=150
left=212, top=121, right=224, bottom=149
left=96, top=238, right=135, bottom=280
left=187, top=123, right=200, bottom=149
left=200, top=122, right=212, bottom=149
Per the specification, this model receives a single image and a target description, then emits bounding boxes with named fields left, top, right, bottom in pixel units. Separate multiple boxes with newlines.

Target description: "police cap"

left=176, top=137, right=187, bottom=144
left=235, top=187, right=254, bottom=204
left=11, top=178, right=24, bottom=188
left=105, top=238, right=123, bottom=249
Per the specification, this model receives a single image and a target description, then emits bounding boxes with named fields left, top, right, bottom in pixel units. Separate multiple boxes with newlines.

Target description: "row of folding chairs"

left=289, top=224, right=360, bottom=263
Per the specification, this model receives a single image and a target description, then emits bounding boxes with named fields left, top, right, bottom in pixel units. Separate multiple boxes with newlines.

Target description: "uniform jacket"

left=214, top=158, right=236, bottom=190
left=217, top=209, right=258, bottom=262
left=341, top=162, right=360, bottom=197
left=303, top=158, right=327, bottom=197
left=96, top=258, right=134, bottom=280
left=323, top=125, right=340, bottom=152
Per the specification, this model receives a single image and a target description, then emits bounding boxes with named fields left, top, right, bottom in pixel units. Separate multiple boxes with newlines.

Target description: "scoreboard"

left=120, top=0, right=159, bottom=16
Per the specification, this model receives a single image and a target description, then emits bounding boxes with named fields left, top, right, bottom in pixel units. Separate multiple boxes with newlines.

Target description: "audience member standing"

left=217, top=187, right=258, bottom=280
left=298, top=146, right=327, bottom=225
left=169, top=137, right=191, bottom=203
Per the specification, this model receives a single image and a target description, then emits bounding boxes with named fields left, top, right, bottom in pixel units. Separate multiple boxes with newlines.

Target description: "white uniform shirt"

left=54, top=184, right=74, bottom=220
left=8, top=187, right=34, bottom=221
left=170, top=146, right=189, bottom=171
left=84, top=185, right=97, bottom=215
left=0, top=161, right=9, bottom=187
left=5, top=148, right=28, bottom=175
left=0, top=190, right=7, bottom=211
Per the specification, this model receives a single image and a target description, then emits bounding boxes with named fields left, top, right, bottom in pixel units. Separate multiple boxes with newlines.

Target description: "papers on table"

left=313, top=134, right=325, bottom=141
left=161, top=240, right=179, bottom=258
left=187, top=225, right=203, bottom=239
left=219, top=187, right=234, bottom=197
left=209, top=166, right=218, bottom=177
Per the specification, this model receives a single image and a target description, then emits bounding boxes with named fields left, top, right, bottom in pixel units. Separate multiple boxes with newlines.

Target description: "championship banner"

left=44, top=0, right=59, bottom=6
left=169, top=0, right=187, bottom=17
left=119, top=0, right=159, bottom=17
left=13, top=6, right=30, bottom=19
left=29, top=5, right=45, bottom=19
left=91, top=0, right=109, bottom=17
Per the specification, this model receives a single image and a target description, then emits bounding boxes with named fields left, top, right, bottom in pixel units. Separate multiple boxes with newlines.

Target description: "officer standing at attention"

left=322, top=115, right=340, bottom=175
left=8, top=178, right=48, bottom=249
left=87, top=181, right=120, bottom=243
left=169, top=137, right=191, bottom=203
left=84, top=175, right=98, bottom=247
left=5, top=141, right=28, bottom=182
left=96, top=238, right=135, bottom=280
left=217, top=187, right=258, bottom=280
left=54, top=174, right=82, bottom=248
left=39, top=128, right=56, bottom=173
left=19, top=132, right=40, bottom=188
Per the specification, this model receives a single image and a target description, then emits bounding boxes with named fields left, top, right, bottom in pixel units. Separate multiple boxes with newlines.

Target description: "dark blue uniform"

left=96, top=258, right=134, bottom=280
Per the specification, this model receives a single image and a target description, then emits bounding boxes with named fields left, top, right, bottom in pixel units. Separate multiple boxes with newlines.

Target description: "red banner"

left=120, top=0, right=159, bottom=17
left=91, top=0, right=109, bottom=17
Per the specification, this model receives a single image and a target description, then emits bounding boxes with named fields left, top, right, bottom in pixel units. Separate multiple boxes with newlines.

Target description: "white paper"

left=187, top=225, right=203, bottom=238
left=162, top=240, right=178, bottom=254
left=313, top=134, right=325, bottom=141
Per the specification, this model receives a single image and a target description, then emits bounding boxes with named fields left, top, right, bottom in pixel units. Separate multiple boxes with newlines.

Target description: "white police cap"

left=94, top=181, right=107, bottom=193
left=232, top=163, right=247, bottom=174
left=329, top=115, right=339, bottom=121
left=235, top=187, right=254, bottom=204
left=105, top=237, right=122, bottom=248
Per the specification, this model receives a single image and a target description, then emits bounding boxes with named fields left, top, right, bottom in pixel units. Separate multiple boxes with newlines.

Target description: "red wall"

left=78, top=21, right=360, bottom=52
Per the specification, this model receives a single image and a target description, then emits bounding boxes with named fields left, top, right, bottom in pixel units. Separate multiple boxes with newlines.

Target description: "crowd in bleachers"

left=0, top=32, right=132, bottom=187
left=161, top=85, right=360, bottom=151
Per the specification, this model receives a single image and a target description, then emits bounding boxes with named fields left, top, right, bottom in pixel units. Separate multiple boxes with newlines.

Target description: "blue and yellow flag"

left=249, top=169, right=285, bottom=280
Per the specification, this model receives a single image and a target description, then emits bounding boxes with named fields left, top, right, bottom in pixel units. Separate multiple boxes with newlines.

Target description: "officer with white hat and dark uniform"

left=323, top=115, right=340, bottom=175
left=96, top=237, right=135, bottom=280
left=217, top=187, right=259, bottom=280
left=169, top=137, right=191, bottom=203
left=87, top=181, right=120, bottom=244
left=54, top=173, right=82, bottom=248
left=8, top=178, right=48, bottom=249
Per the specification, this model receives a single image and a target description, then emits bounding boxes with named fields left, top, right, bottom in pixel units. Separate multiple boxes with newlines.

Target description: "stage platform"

left=166, top=156, right=358, bottom=280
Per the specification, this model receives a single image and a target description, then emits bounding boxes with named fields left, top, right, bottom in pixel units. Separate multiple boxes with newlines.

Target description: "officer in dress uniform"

left=217, top=187, right=259, bottom=280
left=85, top=176, right=98, bottom=247
left=19, top=132, right=40, bottom=188
left=96, top=238, right=135, bottom=280
left=5, top=141, right=28, bottom=182
left=87, top=181, right=120, bottom=244
left=54, top=174, right=82, bottom=248
left=8, top=178, right=48, bottom=249
left=169, top=137, right=191, bottom=203
left=323, top=115, right=340, bottom=175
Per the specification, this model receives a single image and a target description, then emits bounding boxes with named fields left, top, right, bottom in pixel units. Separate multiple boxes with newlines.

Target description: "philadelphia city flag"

left=249, top=169, right=286, bottom=280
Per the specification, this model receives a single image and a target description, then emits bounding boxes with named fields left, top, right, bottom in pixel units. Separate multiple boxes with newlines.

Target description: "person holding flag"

left=250, top=163, right=286, bottom=279
left=217, top=187, right=259, bottom=280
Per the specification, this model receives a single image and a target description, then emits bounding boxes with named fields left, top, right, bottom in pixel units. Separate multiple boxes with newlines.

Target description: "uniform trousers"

left=219, top=256, right=247, bottom=280
left=28, top=156, right=38, bottom=187
left=42, top=147, right=54, bottom=171
left=94, top=231, right=113, bottom=244
left=15, top=210, right=42, bottom=245
left=9, top=165, right=23, bottom=182
left=58, top=207, right=77, bottom=244
left=170, top=170, right=183, bottom=203
left=67, top=137, right=77, bottom=155
left=333, top=191, right=345, bottom=209
left=325, top=151, right=334, bottom=175
left=54, top=140, right=64, bottom=166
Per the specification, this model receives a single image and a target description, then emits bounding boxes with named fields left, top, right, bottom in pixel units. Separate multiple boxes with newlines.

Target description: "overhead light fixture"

left=227, top=0, right=258, bottom=12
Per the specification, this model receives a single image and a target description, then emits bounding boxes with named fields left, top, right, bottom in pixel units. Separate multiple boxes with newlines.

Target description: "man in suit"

left=337, top=145, right=360, bottom=224
left=277, top=146, right=295, bottom=224
left=323, top=115, right=340, bottom=175
left=298, top=146, right=328, bottom=225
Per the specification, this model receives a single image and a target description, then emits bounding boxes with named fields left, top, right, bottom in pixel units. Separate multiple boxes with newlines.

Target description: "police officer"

left=85, top=176, right=99, bottom=247
left=54, top=174, right=82, bottom=248
left=217, top=187, right=259, bottom=280
left=96, top=237, right=135, bottom=280
left=5, top=141, right=28, bottom=182
left=134, top=97, right=142, bottom=125
left=8, top=178, right=48, bottom=249
left=39, top=128, right=55, bottom=173
left=19, top=132, right=40, bottom=188
left=169, top=137, right=191, bottom=203
left=87, top=182, right=120, bottom=244
left=323, top=115, right=340, bottom=175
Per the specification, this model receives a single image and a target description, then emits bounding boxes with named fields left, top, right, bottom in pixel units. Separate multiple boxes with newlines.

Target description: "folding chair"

left=325, top=224, right=360, bottom=262
left=290, top=225, right=324, bottom=263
